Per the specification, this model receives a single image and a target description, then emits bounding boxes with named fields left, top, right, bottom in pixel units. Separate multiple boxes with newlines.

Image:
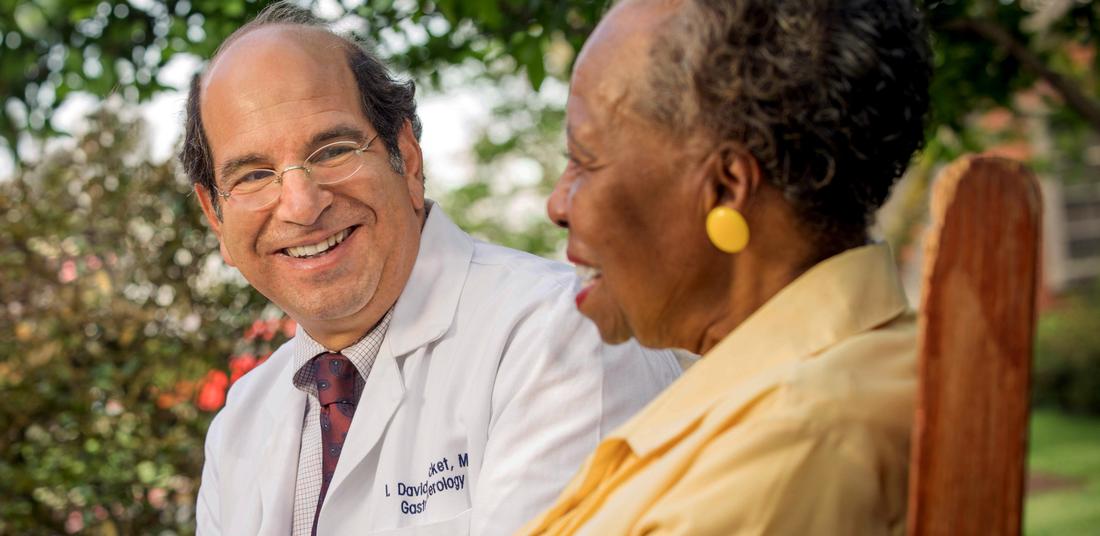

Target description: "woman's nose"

left=546, top=174, right=572, bottom=229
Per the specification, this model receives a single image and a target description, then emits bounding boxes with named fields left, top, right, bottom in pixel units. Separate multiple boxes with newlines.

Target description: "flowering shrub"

left=194, top=317, right=297, bottom=412
left=0, top=110, right=274, bottom=533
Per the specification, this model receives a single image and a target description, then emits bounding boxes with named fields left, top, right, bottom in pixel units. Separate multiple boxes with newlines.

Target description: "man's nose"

left=546, top=175, right=572, bottom=229
left=274, top=170, right=333, bottom=225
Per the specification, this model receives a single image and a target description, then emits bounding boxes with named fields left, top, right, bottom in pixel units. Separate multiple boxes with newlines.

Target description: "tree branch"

left=945, top=17, right=1100, bottom=133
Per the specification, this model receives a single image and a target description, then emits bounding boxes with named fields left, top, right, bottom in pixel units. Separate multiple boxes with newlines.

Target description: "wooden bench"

left=907, top=155, right=1043, bottom=535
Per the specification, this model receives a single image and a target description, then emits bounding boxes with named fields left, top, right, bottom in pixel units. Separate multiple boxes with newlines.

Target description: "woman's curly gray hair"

left=644, top=0, right=931, bottom=249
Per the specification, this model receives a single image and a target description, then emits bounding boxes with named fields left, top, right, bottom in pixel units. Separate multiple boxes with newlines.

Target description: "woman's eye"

left=563, top=151, right=585, bottom=169
left=564, top=150, right=601, bottom=174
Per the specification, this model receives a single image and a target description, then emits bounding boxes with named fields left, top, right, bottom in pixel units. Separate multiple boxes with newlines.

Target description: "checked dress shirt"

left=289, top=310, right=392, bottom=535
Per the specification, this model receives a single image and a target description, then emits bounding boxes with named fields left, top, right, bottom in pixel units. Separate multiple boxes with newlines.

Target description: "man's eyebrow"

left=219, top=153, right=268, bottom=183
left=217, top=125, right=370, bottom=181
left=308, top=125, right=368, bottom=149
left=565, top=127, right=597, bottom=161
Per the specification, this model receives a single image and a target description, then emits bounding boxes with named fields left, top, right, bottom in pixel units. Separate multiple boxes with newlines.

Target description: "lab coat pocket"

left=367, top=509, right=472, bottom=536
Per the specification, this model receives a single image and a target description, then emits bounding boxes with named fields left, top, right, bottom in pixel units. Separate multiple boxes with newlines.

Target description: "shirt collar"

left=615, top=242, right=910, bottom=455
left=289, top=308, right=393, bottom=392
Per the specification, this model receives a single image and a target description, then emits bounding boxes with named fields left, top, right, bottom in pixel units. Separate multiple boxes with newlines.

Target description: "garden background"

left=1, top=0, right=1098, bottom=533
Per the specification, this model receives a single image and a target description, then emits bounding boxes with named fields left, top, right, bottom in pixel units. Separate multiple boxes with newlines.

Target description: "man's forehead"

left=202, top=25, right=349, bottom=96
left=198, top=24, right=366, bottom=167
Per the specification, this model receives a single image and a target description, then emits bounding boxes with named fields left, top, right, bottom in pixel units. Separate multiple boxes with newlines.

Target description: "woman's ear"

left=703, top=142, right=762, bottom=211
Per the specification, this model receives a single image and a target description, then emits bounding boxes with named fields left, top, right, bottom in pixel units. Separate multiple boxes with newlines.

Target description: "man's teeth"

left=575, top=264, right=602, bottom=284
left=286, top=229, right=351, bottom=258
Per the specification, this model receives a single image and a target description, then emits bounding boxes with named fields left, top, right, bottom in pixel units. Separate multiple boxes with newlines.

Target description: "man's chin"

left=274, top=291, right=374, bottom=325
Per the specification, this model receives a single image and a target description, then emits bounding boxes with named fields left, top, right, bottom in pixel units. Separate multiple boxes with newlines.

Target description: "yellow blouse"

left=520, top=244, right=915, bottom=535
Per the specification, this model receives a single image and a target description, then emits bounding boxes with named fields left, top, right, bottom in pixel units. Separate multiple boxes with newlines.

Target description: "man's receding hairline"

left=196, top=22, right=364, bottom=181
left=201, top=23, right=352, bottom=94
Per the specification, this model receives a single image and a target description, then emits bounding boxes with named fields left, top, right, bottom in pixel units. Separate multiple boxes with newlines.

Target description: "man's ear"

left=702, top=142, right=762, bottom=213
left=194, top=184, right=236, bottom=267
left=397, top=120, right=426, bottom=212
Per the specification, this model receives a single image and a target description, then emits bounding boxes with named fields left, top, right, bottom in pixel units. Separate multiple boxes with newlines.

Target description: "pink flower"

left=148, top=487, right=168, bottom=509
left=85, top=255, right=103, bottom=271
left=65, top=511, right=83, bottom=533
left=58, top=260, right=77, bottom=283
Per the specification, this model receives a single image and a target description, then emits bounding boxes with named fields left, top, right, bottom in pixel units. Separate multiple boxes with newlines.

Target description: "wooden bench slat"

left=907, top=156, right=1042, bottom=535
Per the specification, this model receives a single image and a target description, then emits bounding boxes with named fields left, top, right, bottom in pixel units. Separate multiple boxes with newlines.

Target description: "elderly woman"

left=522, top=0, right=930, bottom=534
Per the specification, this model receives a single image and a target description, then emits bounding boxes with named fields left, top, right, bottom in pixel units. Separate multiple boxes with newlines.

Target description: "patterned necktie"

left=312, top=352, right=360, bottom=534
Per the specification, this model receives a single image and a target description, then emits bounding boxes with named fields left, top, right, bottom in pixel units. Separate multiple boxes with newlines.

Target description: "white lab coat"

left=196, top=206, right=681, bottom=535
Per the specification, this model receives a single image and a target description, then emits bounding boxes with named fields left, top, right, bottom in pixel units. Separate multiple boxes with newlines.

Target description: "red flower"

left=262, top=318, right=280, bottom=341
left=156, top=393, right=180, bottom=410
left=196, top=370, right=228, bottom=411
left=243, top=319, right=266, bottom=342
left=175, top=379, right=196, bottom=397
left=229, top=353, right=259, bottom=384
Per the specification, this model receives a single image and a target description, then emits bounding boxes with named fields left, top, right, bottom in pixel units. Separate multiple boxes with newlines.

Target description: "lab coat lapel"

left=385, top=203, right=473, bottom=357
left=254, top=360, right=307, bottom=535
left=323, top=204, right=473, bottom=501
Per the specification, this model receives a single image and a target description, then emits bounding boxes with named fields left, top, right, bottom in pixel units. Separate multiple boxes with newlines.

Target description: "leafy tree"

left=925, top=0, right=1100, bottom=134
left=2, top=0, right=1099, bottom=158
left=0, top=0, right=604, bottom=157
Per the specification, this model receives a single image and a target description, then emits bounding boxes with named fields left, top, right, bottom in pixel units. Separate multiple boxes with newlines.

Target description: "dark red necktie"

left=312, top=352, right=360, bottom=534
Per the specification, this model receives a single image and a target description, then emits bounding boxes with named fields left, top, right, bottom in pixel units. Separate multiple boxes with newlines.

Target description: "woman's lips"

left=576, top=284, right=593, bottom=308
left=573, top=261, right=603, bottom=308
left=574, top=271, right=602, bottom=308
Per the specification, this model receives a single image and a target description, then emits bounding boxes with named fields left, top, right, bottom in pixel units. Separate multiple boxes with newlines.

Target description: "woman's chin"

left=583, top=308, right=635, bottom=345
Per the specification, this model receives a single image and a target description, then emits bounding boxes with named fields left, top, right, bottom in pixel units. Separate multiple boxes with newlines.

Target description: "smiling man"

left=181, top=4, right=679, bottom=535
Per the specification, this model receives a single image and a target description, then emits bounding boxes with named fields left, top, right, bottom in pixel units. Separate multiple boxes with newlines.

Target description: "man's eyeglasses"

left=215, top=134, right=380, bottom=211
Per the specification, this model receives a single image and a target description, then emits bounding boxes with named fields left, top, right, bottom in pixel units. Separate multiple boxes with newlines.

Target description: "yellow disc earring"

left=706, top=206, right=750, bottom=253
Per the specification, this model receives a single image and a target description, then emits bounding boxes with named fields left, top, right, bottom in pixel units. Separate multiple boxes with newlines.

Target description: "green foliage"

left=0, top=0, right=609, bottom=159
left=0, top=0, right=261, bottom=153
left=1032, top=283, right=1100, bottom=416
left=1025, top=410, right=1100, bottom=535
left=922, top=0, right=1100, bottom=133
left=439, top=93, right=568, bottom=257
left=3, top=0, right=1100, bottom=160
left=0, top=108, right=270, bottom=533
